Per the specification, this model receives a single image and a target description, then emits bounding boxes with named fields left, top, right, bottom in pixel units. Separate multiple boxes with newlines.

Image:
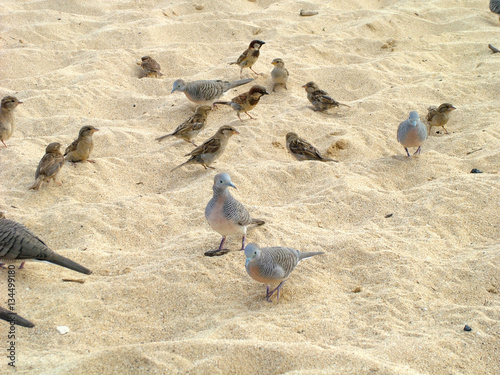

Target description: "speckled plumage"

left=65, top=125, right=99, bottom=163
left=171, top=78, right=254, bottom=104
left=29, top=142, right=65, bottom=190
left=229, top=40, right=266, bottom=77
left=426, top=103, right=456, bottom=135
left=244, top=243, right=324, bottom=302
left=156, top=105, right=211, bottom=146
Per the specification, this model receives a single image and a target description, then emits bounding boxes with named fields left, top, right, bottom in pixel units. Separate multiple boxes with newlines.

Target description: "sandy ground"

left=1, top=0, right=499, bottom=374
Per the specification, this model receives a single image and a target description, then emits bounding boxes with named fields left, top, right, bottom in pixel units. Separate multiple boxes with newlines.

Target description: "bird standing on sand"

left=229, top=40, right=266, bottom=77
left=156, top=105, right=212, bottom=146
left=426, top=103, right=456, bottom=135
left=244, top=243, right=324, bottom=302
left=491, top=0, right=500, bottom=21
left=171, top=125, right=239, bottom=171
left=302, top=81, right=349, bottom=112
left=0, top=212, right=92, bottom=274
left=397, top=111, right=428, bottom=157
left=0, top=96, right=22, bottom=148
left=286, top=132, right=338, bottom=162
left=271, top=58, right=289, bottom=92
left=138, top=56, right=163, bottom=78
left=29, top=142, right=65, bottom=190
left=64, top=125, right=99, bottom=163
left=213, top=85, right=269, bottom=121
left=171, top=78, right=254, bottom=105
left=205, top=174, right=265, bottom=255
left=0, top=306, right=34, bottom=328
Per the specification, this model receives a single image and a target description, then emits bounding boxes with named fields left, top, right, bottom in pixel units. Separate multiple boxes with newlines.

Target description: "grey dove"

left=0, top=306, right=34, bottom=328
left=0, top=213, right=92, bottom=274
left=0, top=96, right=22, bottom=148
left=244, top=243, right=324, bottom=302
left=397, top=111, right=428, bottom=157
left=491, top=0, right=500, bottom=21
left=171, top=78, right=254, bottom=104
left=205, top=173, right=264, bottom=256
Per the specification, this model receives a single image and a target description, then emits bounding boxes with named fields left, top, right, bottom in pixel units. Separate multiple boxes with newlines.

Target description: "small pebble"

left=464, top=325, right=472, bottom=332
left=194, top=4, right=204, bottom=10
left=470, top=168, right=482, bottom=174
left=385, top=213, right=393, bottom=218
left=56, top=326, right=70, bottom=335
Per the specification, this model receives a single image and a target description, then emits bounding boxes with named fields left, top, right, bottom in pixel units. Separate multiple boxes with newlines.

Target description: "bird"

left=205, top=173, right=265, bottom=255
left=213, top=85, right=269, bottom=121
left=171, top=78, right=254, bottom=105
left=286, top=132, right=338, bottom=162
left=0, top=306, right=34, bottom=328
left=0, top=96, right=22, bottom=148
left=171, top=125, right=239, bottom=171
left=426, top=103, right=456, bottom=135
left=229, top=40, right=266, bottom=77
left=0, top=212, right=92, bottom=274
left=271, top=58, right=289, bottom=92
left=302, top=81, right=349, bottom=112
left=138, top=56, right=163, bottom=78
left=29, top=142, right=65, bottom=190
left=491, top=0, right=500, bottom=21
left=156, top=105, right=212, bottom=146
left=244, top=243, right=324, bottom=302
left=64, top=125, right=99, bottom=163
left=397, top=111, right=428, bottom=157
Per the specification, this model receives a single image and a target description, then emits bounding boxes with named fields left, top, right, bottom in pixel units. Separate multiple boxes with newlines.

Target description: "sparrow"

left=138, top=56, right=163, bottom=78
left=171, top=125, right=239, bottom=171
left=302, top=81, right=349, bottom=112
left=229, top=40, right=266, bottom=77
left=0, top=96, right=22, bottom=148
left=171, top=78, right=254, bottom=105
left=156, top=105, right=212, bottom=146
left=271, top=58, right=289, bottom=92
left=491, top=0, right=500, bottom=21
left=426, top=103, right=456, bottom=135
left=397, top=111, right=427, bottom=157
left=213, top=85, right=269, bottom=121
left=29, top=142, right=65, bottom=190
left=64, top=125, right=99, bottom=163
left=286, top=132, right=338, bottom=162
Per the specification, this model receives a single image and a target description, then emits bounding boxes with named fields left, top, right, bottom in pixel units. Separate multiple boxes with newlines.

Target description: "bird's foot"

left=86, top=159, right=96, bottom=163
left=19, top=262, right=26, bottom=270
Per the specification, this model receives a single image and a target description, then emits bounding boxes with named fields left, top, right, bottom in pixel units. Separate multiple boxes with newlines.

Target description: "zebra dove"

left=244, top=243, right=324, bottom=302
left=29, top=142, right=65, bottom=190
left=397, top=111, right=428, bottom=157
left=0, top=213, right=92, bottom=274
left=229, top=40, right=266, bottom=77
left=205, top=173, right=265, bottom=255
left=171, top=78, right=254, bottom=105
left=491, top=0, right=500, bottom=21
left=64, top=125, right=99, bottom=163
left=0, top=96, right=22, bottom=148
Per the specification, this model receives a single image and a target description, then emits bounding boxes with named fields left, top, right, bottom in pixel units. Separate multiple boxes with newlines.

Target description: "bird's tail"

left=339, top=103, right=350, bottom=108
left=170, top=159, right=192, bottom=172
left=299, top=251, right=324, bottom=261
left=321, top=157, right=339, bottom=163
left=213, top=101, right=231, bottom=106
left=48, top=253, right=92, bottom=275
left=251, top=218, right=265, bottom=226
left=227, top=78, right=254, bottom=89
left=0, top=309, right=35, bottom=328
left=28, top=177, right=43, bottom=190
left=155, top=133, right=173, bottom=142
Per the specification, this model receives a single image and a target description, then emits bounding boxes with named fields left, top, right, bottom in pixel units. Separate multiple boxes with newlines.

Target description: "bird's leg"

left=1, top=140, right=7, bottom=147
left=265, top=285, right=273, bottom=303
left=237, top=112, right=243, bottom=122
left=240, top=235, right=246, bottom=251
left=19, top=262, right=26, bottom=269
left=442, top=126, right=449, bottom=134
left=245, top=112, right=254, bottom=120
left=250, top=67, right=262, bottom=76
left=86, top=159, right=96, bottom=163
left=54, top=180, right=63, bottom=186
left=405, top=148, right=411, bottom=157
left=217, top=237, right=226, bottom=251
left=413, top=146, right=421, bottom=155
left=0, top=262, right=7, bottom=269
left=190, top=141, right=198, bottom=147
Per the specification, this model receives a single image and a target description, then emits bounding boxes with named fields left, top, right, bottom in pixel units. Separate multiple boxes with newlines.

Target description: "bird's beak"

left=228, top=182, right=237, bottom=189
left=271, top=61, right=276, bottom=65
left=301, top=84, right=307, bottom=88
left=18, top=101, right=23, bottom=104
left=171, top=88, right=177, bottom=94
left=263, top=90, right=270, bottom=95
left=93, top=128, right=100, bottom=132
left=450, top=106, right=456, bottom=110
left=233, top=130, right=240, bottom=135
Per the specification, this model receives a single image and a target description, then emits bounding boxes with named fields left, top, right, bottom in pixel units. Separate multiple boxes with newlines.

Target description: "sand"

left=1, top=0, right=499, bottom=374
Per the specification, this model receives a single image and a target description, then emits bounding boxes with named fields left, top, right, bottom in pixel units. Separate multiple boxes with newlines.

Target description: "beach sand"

left=1, top=0, right=499, bottom=374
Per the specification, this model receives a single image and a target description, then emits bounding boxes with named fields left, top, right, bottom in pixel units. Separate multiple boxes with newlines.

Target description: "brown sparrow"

left=286, top=132, right=338, bottom=162
left=229, top=40, right=266, bottom=77
left=213, top=85, right=269, bottom=121
left=65, top=125, right=99, bottom=163
left=171, top=125, right=239, bottom=171
left=138, top=56, right=163, bottom=78
left=29, top=142, right=65, bottom=190
left=426, top=103, right=456, bottom=135
left=0, top=96, right=22, bottom=148
left=156, top=105, right=211, bottom=146
left=302, top=81, right=349, bottom=112
left=271, top=58, right=289, bottom=92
